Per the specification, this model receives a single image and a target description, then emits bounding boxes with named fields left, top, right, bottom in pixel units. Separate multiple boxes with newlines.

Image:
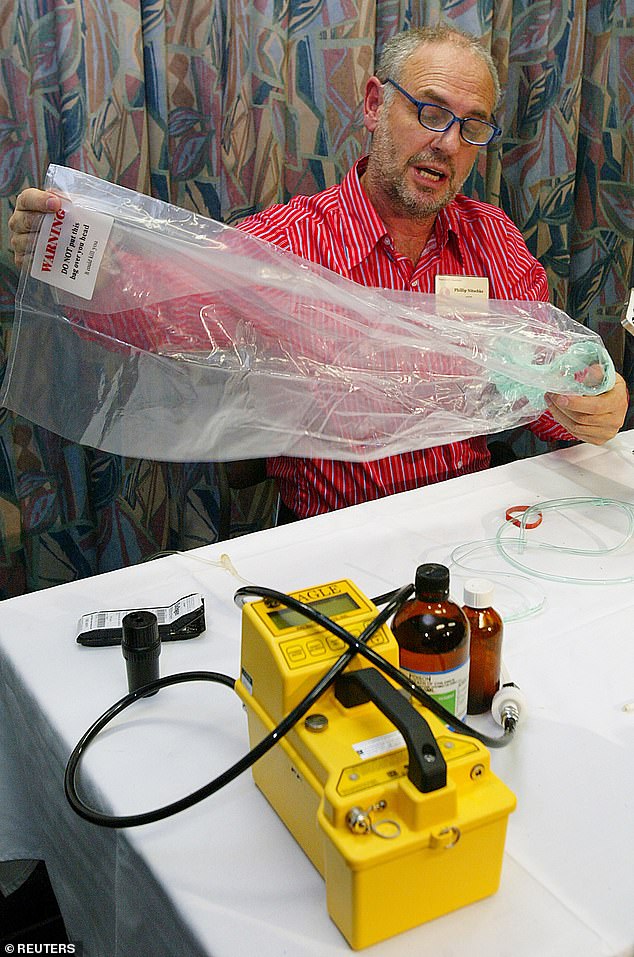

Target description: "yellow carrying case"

left=235, top=579, right=516, bottom=949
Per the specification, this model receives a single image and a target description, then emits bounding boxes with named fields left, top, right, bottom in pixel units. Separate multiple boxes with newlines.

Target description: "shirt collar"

left=339, top=156, right=463, bottom=269
left=338, top=156, right=389, bottom=270
left=433, top=202, right=462, bottom=258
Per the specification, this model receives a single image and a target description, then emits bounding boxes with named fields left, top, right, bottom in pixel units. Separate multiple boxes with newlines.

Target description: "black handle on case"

left=335, top=668, right=447, bottom=793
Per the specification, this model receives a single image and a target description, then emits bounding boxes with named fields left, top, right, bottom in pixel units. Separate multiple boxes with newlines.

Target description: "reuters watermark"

left=4, top=946, right=82, bottom=955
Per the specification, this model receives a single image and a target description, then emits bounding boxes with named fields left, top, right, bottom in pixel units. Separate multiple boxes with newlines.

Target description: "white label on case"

left=352, top=730, right=406, bottom=760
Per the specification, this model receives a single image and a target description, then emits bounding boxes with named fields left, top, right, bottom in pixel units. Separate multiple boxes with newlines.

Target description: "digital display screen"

left=268, top=593, right=360, bottom=631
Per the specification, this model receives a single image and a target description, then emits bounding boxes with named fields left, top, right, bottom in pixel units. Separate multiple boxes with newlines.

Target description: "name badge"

left=435, top=275, right=489, bottom=300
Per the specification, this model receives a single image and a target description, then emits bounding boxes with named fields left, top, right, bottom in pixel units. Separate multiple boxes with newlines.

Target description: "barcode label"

left=77, top=593, right=202, bottom=635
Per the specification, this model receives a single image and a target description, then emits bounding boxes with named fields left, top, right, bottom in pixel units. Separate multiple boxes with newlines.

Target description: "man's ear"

left=364, top=77, right=384, bottom=133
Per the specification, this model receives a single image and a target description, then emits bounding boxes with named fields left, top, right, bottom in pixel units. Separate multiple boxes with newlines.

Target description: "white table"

left=1, top=435, right=633, bottom=957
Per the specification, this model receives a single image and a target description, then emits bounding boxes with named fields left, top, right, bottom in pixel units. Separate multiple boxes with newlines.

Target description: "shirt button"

left=411, top=279, right=419, bottom=288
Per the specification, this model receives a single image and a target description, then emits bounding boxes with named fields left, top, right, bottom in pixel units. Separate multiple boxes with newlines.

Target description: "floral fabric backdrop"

left=0, top=0, right=632, bottom=596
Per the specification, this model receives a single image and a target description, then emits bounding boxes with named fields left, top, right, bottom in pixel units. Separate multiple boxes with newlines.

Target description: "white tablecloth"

left=1, top=434, right=633, bottom=957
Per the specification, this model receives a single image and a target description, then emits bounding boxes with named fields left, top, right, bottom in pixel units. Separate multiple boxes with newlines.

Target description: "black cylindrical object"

left=121, top=611, right=161, bottom=696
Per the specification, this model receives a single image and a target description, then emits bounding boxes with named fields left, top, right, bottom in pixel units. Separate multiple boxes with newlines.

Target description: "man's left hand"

left=545, top=371, right=629, bottom=445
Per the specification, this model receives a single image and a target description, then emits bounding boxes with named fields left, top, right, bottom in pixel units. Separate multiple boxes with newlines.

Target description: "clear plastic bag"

left=1, top=165, right=615, bottom=463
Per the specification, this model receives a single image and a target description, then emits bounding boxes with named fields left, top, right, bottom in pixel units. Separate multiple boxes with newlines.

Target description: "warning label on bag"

left=30, top=203, right=113, bottom=300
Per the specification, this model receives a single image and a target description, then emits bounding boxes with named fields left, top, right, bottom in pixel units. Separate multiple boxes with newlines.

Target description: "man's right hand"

left=8, top=189, right=63, bottom=269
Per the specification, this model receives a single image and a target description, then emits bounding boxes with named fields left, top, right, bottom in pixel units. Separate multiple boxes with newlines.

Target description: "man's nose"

left=428, top=120, right=463, bottom=152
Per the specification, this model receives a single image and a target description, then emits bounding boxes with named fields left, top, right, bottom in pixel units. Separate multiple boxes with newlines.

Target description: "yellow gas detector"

left=236, top=578, right=516, bottom=949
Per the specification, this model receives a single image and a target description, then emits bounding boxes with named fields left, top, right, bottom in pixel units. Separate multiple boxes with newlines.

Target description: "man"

left=9, top=25, right=628, bottom=521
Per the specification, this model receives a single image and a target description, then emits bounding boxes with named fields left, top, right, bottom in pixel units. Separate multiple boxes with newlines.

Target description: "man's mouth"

left=413, top=164, right=447, bottom=182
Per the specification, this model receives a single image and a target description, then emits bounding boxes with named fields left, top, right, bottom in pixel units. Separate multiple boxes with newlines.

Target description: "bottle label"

left=401, top=660, right=470, bottom=719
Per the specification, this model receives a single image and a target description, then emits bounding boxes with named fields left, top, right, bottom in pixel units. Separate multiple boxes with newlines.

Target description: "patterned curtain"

left=0, top=0, right=632, bottom=596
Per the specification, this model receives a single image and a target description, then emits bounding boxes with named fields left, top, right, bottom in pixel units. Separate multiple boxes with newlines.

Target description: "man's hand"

left=546, top=371, right=628, bottom=445
left=8, top=189, right=62, bottom=268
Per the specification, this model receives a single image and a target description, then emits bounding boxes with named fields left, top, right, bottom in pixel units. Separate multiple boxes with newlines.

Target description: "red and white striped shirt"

left=238, top=156, right=572, bottom=518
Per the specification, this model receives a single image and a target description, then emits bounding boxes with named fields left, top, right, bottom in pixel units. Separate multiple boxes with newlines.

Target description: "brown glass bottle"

left=392, top=563, right=470, bottom=719
left=463, top=579, right=503, bottom=715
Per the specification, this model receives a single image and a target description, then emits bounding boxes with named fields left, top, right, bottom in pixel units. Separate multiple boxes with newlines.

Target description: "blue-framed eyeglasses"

left=384, top=78, right=502, bottom=146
